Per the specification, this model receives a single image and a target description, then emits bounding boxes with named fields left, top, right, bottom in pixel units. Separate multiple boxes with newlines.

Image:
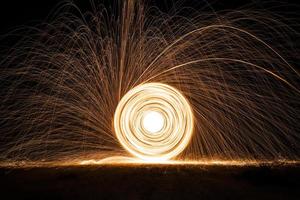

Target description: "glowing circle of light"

left=142, top=111, right=165, bottom=134
left=114, top=82, right=194, bottom=161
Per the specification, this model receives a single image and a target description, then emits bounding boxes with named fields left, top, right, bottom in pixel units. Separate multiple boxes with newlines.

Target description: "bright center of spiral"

left=114, top=82, right=194, bottom=162
left=142, top=111, right=165, bottom=134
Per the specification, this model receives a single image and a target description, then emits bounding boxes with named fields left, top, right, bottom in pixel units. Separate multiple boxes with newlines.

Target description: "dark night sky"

left=0, top=0, right=298, bottom=55
left=0, top=0, right=298, bottom=35
left=0, top=0, right=299, bottom=71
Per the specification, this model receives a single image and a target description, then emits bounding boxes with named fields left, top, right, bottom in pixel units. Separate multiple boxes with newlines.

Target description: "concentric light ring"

left=114, top=82, right=194, bottom=161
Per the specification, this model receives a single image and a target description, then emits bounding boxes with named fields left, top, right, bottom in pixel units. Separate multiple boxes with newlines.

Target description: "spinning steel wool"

left=114, top=83, right=194, bottom=161
left=0, top=0, right=299, bottom=165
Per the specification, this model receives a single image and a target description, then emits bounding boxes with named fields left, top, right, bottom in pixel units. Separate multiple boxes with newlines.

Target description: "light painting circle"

left=114, top=82, right=194, bottom=161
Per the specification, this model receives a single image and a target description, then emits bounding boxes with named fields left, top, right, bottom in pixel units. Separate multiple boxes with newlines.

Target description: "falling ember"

left=114, top=83, right=194, bottom=161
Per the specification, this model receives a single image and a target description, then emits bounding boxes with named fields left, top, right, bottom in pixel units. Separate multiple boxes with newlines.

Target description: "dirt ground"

left=0, top=163, right=299, bottom=200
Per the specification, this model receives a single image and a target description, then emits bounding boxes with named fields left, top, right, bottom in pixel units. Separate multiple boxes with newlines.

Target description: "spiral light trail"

left=114, top=83, right=194, bottom=161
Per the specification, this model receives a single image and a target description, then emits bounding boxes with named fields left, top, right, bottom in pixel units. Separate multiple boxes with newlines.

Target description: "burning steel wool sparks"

left=0, top=0, right=299, bottom=166
left=114, top=83, right=194, bottom=161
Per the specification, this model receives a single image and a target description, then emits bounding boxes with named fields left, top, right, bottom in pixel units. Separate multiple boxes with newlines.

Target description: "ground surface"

left=0, top=163, right=299, bottom=200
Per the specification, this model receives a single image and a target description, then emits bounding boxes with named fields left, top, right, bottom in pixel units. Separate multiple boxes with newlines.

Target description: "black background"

left=0, top=0, right=299, bottom=54
left=0, top=0, right=298, bottom=34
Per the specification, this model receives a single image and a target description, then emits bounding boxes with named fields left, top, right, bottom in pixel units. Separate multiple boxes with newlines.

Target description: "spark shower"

left=0, top=0, right=299, bottom=166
